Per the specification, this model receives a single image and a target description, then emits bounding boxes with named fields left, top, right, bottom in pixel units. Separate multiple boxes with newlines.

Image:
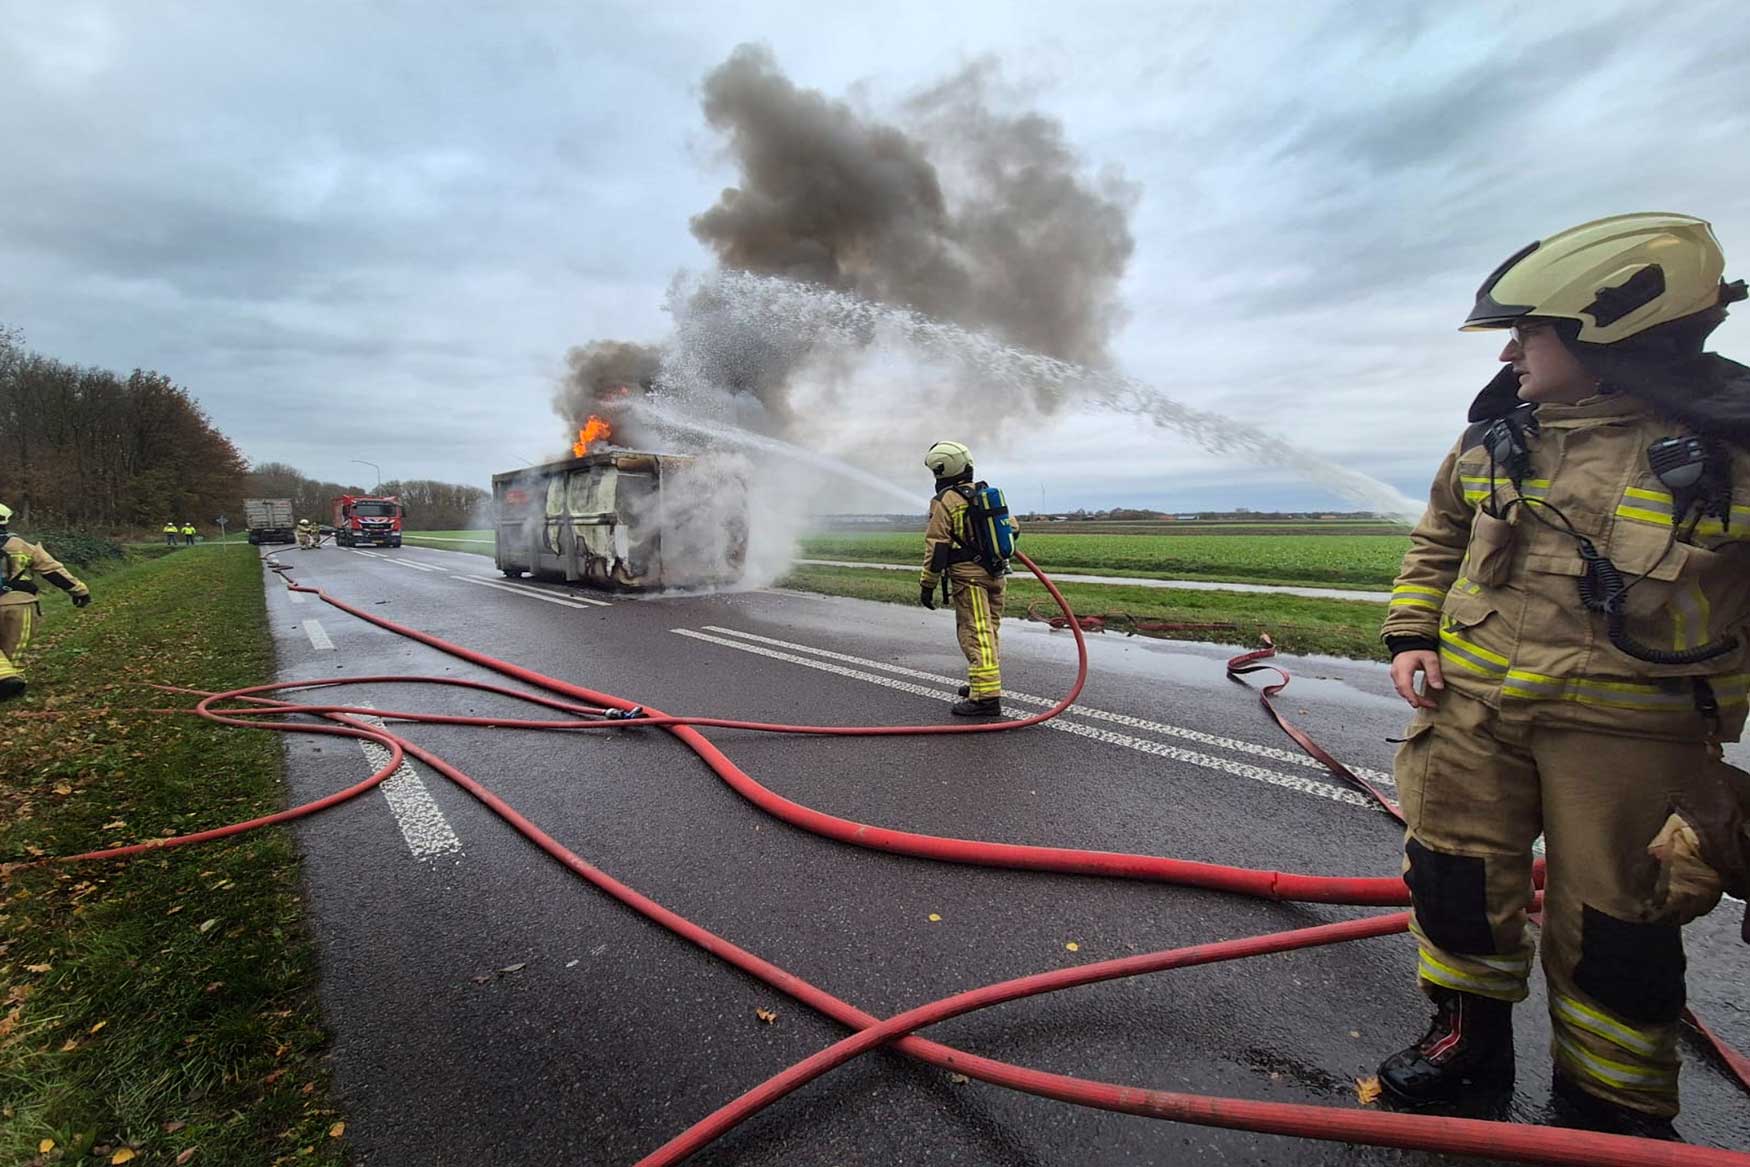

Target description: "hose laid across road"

left=18, top=549, right=1748, bottom=1166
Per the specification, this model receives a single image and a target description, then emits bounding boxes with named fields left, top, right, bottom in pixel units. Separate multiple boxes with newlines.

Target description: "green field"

left=800, top=532, right=1408, bottom=589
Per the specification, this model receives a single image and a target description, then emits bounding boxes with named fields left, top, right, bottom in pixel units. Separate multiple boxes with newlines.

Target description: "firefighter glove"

left=72, top=592, right=92, bottom=608
left=918, top=584, right=936, bottom=610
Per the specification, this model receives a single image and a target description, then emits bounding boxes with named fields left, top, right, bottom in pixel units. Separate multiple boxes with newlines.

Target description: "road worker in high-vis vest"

left=0, top=502, right=93, bottom=703
left=1377, top=213, right=1750, bottom=1138
left=919, top=441, right=1007, bottom=717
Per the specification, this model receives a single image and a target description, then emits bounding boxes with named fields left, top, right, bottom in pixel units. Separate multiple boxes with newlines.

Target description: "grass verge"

left=779, top=564, right=1390, bottom=660
left=0, top=546, right=346, bottom=1166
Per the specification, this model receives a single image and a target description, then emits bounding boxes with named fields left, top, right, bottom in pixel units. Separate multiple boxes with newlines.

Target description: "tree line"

left=0, top=326, right=250, bottom=531
left=245, top=463, right=487, bottom=530
left=1, top=327, right=489, bottom=535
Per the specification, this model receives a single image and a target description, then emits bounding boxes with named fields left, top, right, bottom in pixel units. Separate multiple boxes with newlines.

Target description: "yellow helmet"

left=0, top=502, right=11, bottom=524
left=924, top=440, right=973, bottom=479
left=1464, top=213, right=1741, bottom=344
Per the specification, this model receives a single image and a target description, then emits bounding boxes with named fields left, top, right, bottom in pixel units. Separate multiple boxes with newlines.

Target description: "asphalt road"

left=260, top=543, right=1750, bottom=1165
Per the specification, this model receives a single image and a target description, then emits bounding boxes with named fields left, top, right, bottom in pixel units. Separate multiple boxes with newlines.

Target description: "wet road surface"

left=262, top=543, right=1750, bottom=1165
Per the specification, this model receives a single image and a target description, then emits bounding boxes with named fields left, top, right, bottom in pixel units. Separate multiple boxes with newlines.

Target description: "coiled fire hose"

left=13, top=549, right=1748, bottom=1165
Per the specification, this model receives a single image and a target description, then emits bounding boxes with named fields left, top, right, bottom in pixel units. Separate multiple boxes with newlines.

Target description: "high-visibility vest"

left=181, top=525, right=195, bottom=535
left=164, top=524, right=178, bottom=533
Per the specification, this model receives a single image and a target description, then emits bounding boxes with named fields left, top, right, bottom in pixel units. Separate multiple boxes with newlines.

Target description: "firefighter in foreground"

left=1378, top=213, right=1750, bottom=1136
left=0, top=502, right=93, bottom=703
left=295, top=518, right=319, bottom=550
left=919, top=441, right=1018, bottom=717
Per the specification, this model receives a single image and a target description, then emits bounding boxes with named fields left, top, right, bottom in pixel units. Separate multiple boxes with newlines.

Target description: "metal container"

left=491, top=451, right=746, bottom=591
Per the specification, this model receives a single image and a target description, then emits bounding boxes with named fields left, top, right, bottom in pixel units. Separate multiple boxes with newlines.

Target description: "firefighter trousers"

left=949, top=573, right=1005, bottom=698
left=0, top=603, right=37, bottom=684
left=1395, top=690, right=1723, bottom=1117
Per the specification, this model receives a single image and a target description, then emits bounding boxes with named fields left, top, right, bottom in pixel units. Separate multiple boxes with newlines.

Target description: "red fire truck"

left=330, top=494, right=405, bottom=547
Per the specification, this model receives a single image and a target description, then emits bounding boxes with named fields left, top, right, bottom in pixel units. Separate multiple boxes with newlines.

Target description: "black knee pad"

left=1404, top=837, right=1497, bottom=954
left=1573, top=904, right=1686, bottom=1024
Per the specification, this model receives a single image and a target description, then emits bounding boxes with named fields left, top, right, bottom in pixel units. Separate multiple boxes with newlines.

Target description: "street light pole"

left=351, top=459, right=382, bottom=492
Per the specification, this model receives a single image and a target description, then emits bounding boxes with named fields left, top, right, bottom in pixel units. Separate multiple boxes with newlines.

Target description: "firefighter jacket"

left=1384, top=394, right=1750, bottom=740
left=163, top=523, right=178, bottom=535
left=920, top=485, right=1001, bottom=589
left=1, top=535, right=90, bottom=609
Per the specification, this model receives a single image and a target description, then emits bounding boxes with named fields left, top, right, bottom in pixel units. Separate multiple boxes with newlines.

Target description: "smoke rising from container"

left=555, top=43, right=1138, bottom=441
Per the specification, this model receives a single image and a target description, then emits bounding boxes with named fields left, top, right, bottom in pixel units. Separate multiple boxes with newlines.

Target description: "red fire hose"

left=18, top=549, right=1748, bottom=1165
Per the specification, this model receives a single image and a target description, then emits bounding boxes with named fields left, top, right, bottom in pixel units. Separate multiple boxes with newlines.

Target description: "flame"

left=572, top=414, right=614, bottom=457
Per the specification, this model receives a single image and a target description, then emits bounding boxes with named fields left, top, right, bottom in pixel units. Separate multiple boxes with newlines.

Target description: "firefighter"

left=0, top=502, right=93, bottom=703
left=295, top=518, right=317, bottom=550
left=181, top=521, right=196, bottom=546
left=919, top=441, right=1007, bottom=717
left=163, top=520, right=179, bottom=546
left=1377, top=213, right=1750, bottom=1136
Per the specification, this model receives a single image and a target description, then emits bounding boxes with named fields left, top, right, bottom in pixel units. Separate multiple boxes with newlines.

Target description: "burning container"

left=491, top=451, right=746, bottom=591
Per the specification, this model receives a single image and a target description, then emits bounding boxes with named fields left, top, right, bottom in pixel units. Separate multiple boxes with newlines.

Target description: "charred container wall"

left=491, top=451, right=747, bottom=591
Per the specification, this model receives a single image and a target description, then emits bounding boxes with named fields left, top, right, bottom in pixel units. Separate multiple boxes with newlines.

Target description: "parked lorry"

left=331, top=494, right=405, bottom=547
left=491, top=451, right=745, bottom=591
left=244, top=498, right=296, bottom=545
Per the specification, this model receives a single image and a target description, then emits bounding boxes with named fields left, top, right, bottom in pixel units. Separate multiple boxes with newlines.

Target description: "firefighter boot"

left=957, top=685, right=970, bottom=697
left=0, top=677, right=25, bottom=703
left=951, top=696, right=1002, bottom=717
left=1549, top=1072, right=1680, bottom=1141
left=1377, top=988, right=1515, bottom=1104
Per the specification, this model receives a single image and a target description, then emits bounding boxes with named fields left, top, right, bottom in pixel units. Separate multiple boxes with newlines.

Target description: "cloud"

left=1, top=0, right=1747, bottom=508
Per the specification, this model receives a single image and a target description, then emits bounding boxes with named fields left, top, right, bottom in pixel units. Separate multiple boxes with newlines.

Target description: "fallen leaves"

left=497, top=962, right=526, bottom=974
left=328, top=1122, right=345, bottom=1139
left=197, top=918, right=218, bottom=934
left=39, top=1139, right=55, bottom=1154
left=176, top=1149, right=198, bottom=1165
left=927, top=913, right=942, bottom=923
left=1064, top=942, right=1081, bottom=952
left=754, top=1008, right=778, bottom=1025
left=1355, top=1076, right=1382, bottom=1105
left=25, top=962, right=52, bottom=973
left=111, top=1149, right=137, bottom=1164
left=88, top=1019, right=108, bottom=1034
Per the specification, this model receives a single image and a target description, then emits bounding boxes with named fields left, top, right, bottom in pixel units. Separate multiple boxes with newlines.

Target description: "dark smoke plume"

left=556, top=42, right=1138, bottom=439
left=555, top=340, right=662, bottom=447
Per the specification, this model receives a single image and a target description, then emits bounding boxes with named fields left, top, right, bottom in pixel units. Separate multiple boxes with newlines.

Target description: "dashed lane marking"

left=303, top=619, right=335, bottom=651
left=469, top=576, right=614, bottom=608
left=696, top=624, right=1396, bottom=788
left=287, top=589, right=306, bottom=605
left=349, top=548, right=442, bottom=572
left=671, top=628, right=1374, bottom=809
left=452, top=575, right=609, bottom=609
left=354, top=715, right=463, bottom=859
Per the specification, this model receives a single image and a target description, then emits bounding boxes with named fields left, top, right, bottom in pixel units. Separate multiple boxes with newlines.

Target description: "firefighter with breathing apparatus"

left=296, top=518, right=318, bottom=550
left=1378, top=213, right=1750, bottom=1137
left=919, top=441, right=1020, bottom=717
left=0, top=502, right=93, bottom=703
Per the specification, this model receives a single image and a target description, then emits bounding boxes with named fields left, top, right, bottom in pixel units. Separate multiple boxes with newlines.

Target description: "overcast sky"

left=4, top=0, right=1749, bottom=513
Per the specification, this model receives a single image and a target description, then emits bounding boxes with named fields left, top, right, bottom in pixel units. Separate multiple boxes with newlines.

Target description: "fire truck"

left=330, top=494, right=405, bottom=547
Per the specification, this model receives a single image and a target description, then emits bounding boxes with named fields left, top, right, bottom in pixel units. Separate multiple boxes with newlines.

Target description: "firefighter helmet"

left=1463, top=213, right=1742, bottom=344
left=924, top=441, right=973, bottom=479
left=0, top=502, right=11, bottom=524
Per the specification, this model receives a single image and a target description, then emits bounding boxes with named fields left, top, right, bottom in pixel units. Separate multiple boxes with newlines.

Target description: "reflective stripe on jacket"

left=1383, top=394, right=1750, bottom=739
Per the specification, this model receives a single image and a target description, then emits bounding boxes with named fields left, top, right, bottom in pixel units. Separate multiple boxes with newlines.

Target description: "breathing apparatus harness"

left=931, top=477, right=1019, bottom=605
left=1479, top=405, right=1739, bottom=666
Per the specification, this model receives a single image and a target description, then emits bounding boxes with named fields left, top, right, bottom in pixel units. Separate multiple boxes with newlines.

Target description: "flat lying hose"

left=15, top=549, right=1746, bottom=1164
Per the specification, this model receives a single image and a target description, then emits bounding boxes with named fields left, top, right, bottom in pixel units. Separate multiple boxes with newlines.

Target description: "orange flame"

left=572, top=414, right=613, bottom=457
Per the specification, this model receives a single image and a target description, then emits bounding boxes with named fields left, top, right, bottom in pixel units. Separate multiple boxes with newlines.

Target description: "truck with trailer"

left=243, top=498, right=296, bottom=545
left=330, top=494, right=405, bottom=547
left=491, top=451, right=745, bottom=591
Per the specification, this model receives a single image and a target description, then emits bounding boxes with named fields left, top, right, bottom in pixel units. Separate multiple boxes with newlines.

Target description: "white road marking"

left=349, top=548, right=441, bottom=572
left=287, top=589, right=306, bottom=605
left=303, top=619, right=335, bottom=650
left=471, top=576, right=614, bottom=607
left=696, top=625, right=1397, bottom=788
left=452, top=575, right=609, bottom=609
left=671, top=628, right=1374, bottom=809
left=354, top=716, right=463, bottom=859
